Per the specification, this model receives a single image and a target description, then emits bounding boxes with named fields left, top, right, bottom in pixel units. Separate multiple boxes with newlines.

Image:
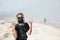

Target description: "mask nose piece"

left=18, top=17, right=24, bottom=23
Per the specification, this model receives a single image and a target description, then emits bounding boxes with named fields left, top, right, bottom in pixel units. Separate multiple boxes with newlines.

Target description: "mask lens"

left=18, top=17, right=23, bottom=19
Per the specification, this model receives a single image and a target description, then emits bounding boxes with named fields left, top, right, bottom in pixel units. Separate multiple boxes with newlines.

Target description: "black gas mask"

left=18, top=17, right=24, bottom=23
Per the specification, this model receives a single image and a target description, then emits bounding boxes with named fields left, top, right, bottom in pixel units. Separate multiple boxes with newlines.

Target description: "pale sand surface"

left=0, top=22, right=60, bottom=40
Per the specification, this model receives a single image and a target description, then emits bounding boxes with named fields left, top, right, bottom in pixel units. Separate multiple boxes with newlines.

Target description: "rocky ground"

left=0, top=22, right=60, bottom=40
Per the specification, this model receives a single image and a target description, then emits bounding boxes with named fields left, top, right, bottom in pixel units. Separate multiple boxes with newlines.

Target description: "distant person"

left=12, top=13, right=32, bottom=40
left=44, top=18, right=46, bottom=23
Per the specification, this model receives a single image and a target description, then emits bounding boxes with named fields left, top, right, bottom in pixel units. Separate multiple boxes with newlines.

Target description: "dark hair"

left=16, top=13, right=24, bottom=17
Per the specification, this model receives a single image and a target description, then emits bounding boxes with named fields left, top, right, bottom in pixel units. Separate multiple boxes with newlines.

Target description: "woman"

left=12, top=13, right=32, bottom=40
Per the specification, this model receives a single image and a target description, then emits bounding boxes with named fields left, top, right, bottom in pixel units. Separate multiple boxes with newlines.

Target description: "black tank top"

left=15, top=23, right=29, bottom=40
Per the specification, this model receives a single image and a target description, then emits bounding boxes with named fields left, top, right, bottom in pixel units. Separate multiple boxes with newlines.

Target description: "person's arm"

left=12, top=24, right=17, bottom=39
left=27, top=21, right=32, bottom=35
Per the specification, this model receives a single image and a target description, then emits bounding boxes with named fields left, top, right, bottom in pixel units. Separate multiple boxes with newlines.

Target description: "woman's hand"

left=27, top=20, right=33, bottom=36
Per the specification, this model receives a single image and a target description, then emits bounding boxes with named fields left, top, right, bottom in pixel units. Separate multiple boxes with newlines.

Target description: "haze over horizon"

left=0, top=0, right=60, bottom=27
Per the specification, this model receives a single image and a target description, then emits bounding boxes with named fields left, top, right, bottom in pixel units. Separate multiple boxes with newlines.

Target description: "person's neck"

left=18, top=23, right=24, bottom=26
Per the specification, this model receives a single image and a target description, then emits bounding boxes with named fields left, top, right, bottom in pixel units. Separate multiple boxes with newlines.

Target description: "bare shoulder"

left=11, top=23, right=17, bottom=32
left=11, top=23, right=16, bottom=28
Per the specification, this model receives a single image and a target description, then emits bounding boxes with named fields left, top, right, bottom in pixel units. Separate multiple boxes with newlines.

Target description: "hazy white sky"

left=0, top=0, right=60, bottom=27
